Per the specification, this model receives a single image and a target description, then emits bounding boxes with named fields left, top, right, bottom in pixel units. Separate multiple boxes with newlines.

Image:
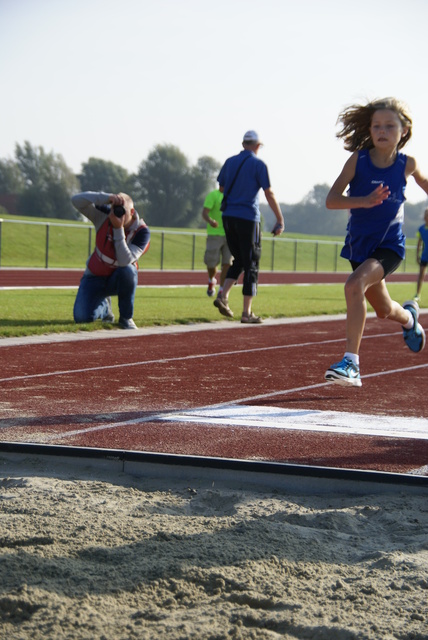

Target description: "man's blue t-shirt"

left=217, top=150, right=270, bottom=222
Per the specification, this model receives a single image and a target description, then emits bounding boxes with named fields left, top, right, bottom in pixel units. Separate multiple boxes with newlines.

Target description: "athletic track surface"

left=0, top=269, right=427, bottom=478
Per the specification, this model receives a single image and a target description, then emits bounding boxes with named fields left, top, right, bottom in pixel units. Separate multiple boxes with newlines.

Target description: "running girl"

left=325, top=97, right=428, bottom=387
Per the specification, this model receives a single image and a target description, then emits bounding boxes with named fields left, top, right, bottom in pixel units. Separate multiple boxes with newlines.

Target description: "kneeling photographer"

left=71, top=191, right=150, bottom=330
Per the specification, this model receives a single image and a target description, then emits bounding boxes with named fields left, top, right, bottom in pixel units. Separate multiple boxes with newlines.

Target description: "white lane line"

left=0, top=331, right=407, bottom=383
left=25, top=399, right=428, bottom=443
left=160, top=405, right=428, bottom=440
left=408, top=464, right=428, bottom=475
left=21, top=366, right=428, bottom=443
left=189, top=362, right=428, bottom=409
left=38, top=415, right=157, bottom=442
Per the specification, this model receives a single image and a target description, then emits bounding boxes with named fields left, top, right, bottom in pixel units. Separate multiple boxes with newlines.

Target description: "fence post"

left=293, top=240, right=297, bottom=271
left=314, top=242, right=319, bottom=272
left=0, top=219, right=2, bottom=268
left=45, top=224, right=50, bottom=269
left=334, top=243, right=338, bottom=272
left=270, top=238, right=275, bottom=271
left=160, top=232, right=165, bottom=270
left=88, top=227, right=92, bottom=258
left=191, top=234, right=196, bottom=270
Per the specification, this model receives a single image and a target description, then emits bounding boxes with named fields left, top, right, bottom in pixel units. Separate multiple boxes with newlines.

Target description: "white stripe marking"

left=160, top=405, right=428, bottom=440
left=36, top=401, right=427, bottom=443
left=41, top=415, right=155, bottom=441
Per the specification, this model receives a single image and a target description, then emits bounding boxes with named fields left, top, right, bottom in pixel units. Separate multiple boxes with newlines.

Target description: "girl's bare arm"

left=326, top=152, right=390, bottom=210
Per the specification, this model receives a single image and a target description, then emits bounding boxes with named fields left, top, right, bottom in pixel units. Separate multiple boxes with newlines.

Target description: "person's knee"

left=73, top=294, right=98, bottom=323
left=73, top=307, right=92, bottom=323
left=227, top=263, right=242, bottom=281
left=116, top=265, right=138, bottom=289
left=249, top=257, right=259, bottom=278
left=344, top=277, right=364, bottom=300
left=242, top=264, right=259, bottom=296
left=251, top=244, right=261, bottom=263
left=117, top=264, right=137, bottom=278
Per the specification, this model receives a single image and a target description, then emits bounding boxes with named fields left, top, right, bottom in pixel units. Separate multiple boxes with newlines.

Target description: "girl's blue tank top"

left=341, top=150, right=407, bottom=262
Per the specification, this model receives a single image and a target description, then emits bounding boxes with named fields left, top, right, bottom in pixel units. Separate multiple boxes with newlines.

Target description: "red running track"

left=0, top=268, right=418, bottom=287
left=0, top=315, right=427, bottom=475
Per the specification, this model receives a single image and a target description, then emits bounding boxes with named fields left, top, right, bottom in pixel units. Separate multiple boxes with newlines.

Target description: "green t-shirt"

left=204, top=190, right=225, bottom=236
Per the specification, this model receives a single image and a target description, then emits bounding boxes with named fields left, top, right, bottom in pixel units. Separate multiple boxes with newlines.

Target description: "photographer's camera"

left=113, top=205, right=126, bottom=218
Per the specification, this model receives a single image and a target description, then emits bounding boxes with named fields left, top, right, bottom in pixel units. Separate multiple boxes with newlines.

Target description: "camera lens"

left=113, top=205, right=126, bottom=218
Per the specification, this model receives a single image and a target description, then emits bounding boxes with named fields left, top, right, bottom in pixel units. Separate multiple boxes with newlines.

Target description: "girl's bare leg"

left=344, top=259, right=408, bottom=354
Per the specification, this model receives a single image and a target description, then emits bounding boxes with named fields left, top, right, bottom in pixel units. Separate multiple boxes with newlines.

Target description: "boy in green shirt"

left=202, top=188, right=233, bottom=297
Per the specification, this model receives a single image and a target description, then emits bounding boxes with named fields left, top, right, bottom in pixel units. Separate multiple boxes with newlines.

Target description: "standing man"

left=202, top=187, right=233, bottom=298
left=214, top=130, right=284, bottom=323
left=71, top=191, right=150, bottom=329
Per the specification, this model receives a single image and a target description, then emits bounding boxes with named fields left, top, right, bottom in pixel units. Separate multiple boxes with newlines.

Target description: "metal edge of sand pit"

left=0, top=442, right=426, bottom=496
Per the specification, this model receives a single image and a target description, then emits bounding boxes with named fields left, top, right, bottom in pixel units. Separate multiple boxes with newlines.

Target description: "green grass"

left=0, top=214, right=421, bottom=338
left=0, top=283, right=420, bottom=338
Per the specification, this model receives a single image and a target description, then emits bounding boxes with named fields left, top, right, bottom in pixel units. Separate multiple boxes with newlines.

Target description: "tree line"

left=0, top=141, right=221, bottom=228
left=0, top=141, right=427, bottom=237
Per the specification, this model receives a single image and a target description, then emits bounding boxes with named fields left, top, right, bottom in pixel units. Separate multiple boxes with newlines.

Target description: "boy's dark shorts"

left=420, top=259, right=428, bottom=267
left=350, top=248, right=402, bottom=279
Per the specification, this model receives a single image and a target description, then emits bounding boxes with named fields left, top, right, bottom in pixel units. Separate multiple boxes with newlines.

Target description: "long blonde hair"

left=336, top=97, right=412, bottom=152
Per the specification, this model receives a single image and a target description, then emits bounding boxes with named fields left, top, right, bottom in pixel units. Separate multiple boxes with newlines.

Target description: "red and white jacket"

left=71, top=192, right=150, bottom=277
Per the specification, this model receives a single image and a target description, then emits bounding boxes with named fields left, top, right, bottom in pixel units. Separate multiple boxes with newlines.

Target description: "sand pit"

left=0, top=454, right=427, bottom=640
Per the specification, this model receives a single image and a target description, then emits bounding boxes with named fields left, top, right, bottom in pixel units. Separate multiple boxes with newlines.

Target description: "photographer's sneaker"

left=325, top=357, right=362, bottom=387
left=119, top=317, right=138, bottom=330
left=213, top=296, right=234, bottom=318
left=207, top=277, right=217, bottom=297
left=402, top=300, right=426, bottom=353
left=102, top=297, right=115, bottom=323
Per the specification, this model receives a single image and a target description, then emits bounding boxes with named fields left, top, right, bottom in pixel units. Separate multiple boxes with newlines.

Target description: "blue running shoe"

left=325, top=357, right=362, bottom=387
left=403, top=300, right=426, bottom=353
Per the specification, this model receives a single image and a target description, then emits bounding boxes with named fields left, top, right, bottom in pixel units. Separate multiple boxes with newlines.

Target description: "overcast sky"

left=1, top=0, right=428, bottom=205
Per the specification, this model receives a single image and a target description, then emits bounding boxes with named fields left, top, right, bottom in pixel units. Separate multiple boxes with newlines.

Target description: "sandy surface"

left=0, top=455, right=427, bottom=640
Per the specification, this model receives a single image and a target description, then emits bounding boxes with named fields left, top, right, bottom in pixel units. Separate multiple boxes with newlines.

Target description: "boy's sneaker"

left=207, top=278, right=217, bottom=297
left=325, top=357, right=362, bottom=387
left=103, top=297, right=115, bottom=323
left=119, top=317, right=138, bottom=330
left=213, top=296, right=234, bottom=318
left=241, top=312, right=263, bottom=324
left=402, top=300, right=426, bottom=353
